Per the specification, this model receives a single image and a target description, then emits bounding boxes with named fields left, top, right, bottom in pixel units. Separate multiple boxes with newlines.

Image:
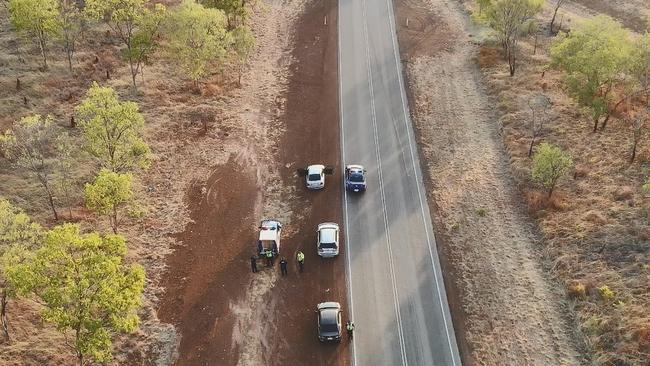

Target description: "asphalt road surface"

left=338, top=0, right=462, bottom=364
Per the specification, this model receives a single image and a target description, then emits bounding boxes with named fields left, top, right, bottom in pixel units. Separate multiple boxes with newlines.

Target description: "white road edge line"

left=338, top=0, right=357, bottom=364
left=362, top=0, right=408, bottom=364
left=383, top=0, right=460, bottom=364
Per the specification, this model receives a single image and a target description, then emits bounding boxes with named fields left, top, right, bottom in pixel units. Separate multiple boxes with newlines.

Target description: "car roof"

left=307, top=164, right=325, bottom=174
left=259, top=220, right=280, bottom=241
left=319, top=308, right=340, bottom=325
left=317, top=302, right=341, bottom=323
left=318, top=223, right=338, bottom=243
left=259, top=229, right=278, bottom=241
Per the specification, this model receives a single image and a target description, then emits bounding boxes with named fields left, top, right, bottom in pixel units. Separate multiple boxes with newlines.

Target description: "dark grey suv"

left=317, top=302, right=342, bottom=342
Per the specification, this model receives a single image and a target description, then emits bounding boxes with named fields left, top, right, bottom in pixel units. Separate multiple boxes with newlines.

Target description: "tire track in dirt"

left=156, top=0, right=348, bottom=365
left=268, top=0, right=349, bottom=364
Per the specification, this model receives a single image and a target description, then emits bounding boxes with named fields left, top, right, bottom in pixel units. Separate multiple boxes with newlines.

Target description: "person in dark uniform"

left=280, top=257, right=288, bottom=276
left=250, top=255, right=258, bottom=273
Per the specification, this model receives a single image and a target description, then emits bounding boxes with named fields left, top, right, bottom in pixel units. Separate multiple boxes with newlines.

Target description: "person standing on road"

left=250, top=255, right=258, bottom=273
left=265, top=249, right=274, bottom=267
left=296, top=251, right=305, bottom=272
left=346, top=320, right=355, bottom=339
left=280, top=257, right=288, bottom=276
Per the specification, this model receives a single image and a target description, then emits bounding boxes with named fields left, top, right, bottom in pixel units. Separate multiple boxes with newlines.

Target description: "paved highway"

left=338, top=0, right=462, bottom=364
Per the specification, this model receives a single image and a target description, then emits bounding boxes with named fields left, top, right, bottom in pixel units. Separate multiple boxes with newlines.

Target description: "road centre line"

left=361, top=0, right=408, bottom=364
left=383, top=0, right=459, bottom=362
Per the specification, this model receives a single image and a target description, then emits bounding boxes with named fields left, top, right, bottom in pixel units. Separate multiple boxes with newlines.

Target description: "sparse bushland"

left=0, top=198, right=42, bottom=342
left=470, top=1, right=650, bottom=364
left=531, top=142, right=573, bottom=198
left=85, top=0, right=167, bottom=91
left=85, top=170, right=134, bottom=234
left=164, top=0, right=232, bottom=88
left=1, top=0, right=260, bottom=362
left=57, top=0, right=83, bottom=73
left=75, top=82, right=151, bottom=173
left=0, top=115, right=60, bottom=220
left=548, top=0, right=566, bottom=34
left=7, top=223, right=145, bottom=366
left=200, top=0, right=259, bottom=29
left=482, top=0, right=543, bottom=76
left=550, top=16, right=634, bottom=132
left=8, top=0, right=60, bottom=69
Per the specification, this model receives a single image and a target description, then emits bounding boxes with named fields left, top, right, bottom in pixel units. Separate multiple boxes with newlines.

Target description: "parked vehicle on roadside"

left=317, top=302, right=342, bottom=342
left=257, top=219, right=282, bottom=256
left=345, top=164, right=366, bottom=193
left=298, top=164, right=334, bottom=190
left=317, top=222, right=340, bottom=257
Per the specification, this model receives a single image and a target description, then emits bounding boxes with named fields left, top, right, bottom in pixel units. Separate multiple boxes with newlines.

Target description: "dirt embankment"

left=394, top=0, right=585, bottom=365
left=465, top=1, right=650, bottom=364
left=157, top=0, right=348, bottom=365
left=568, top=0, right=649, bottom=32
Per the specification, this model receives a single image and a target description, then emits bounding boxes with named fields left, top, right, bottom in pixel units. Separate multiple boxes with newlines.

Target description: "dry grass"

left=0, top=0, right=264, bottom=364
left=474, top=7, right=650, bottom=365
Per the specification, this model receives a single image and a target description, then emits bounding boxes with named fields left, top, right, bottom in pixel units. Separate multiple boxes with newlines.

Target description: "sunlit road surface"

left=339, top=0, right=462, bottom=364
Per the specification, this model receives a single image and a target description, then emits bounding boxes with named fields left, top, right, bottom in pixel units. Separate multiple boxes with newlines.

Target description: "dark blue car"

left=345, top=165, right=366, bottom=193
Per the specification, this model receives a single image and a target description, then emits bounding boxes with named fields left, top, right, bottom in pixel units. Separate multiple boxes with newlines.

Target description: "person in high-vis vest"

left=346, top=320, right=355, bottom=339
left=265, top=249, right=274, bottom=267
left=296, top=251, right=305, bottom=272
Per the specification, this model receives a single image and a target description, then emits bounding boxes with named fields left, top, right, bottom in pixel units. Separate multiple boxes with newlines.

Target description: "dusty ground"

left=466, top=0, right=650, bottom=363
left=568, top=0, right=649, bottom=32
left=157, top=0, right=348, bottom=365
left=394, top=0, right=586, bottom=365
left=0, top=0, right=347, bottom=364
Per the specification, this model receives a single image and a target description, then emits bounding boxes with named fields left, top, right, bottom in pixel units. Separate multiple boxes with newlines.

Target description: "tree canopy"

left=0, top=198, right=42, bottom=340
left=85, top=170, right=133, bottom=233
left=485, top=0, right=543, bottom=76
left=531, top=142, right=573, bottom=198
left=85, top=0, right=167, bottom=90
left=75, top=82, right=150, bottom=173
left=165, top=0, right=232, bottom=86
left=0, top=114, right=59, bottom=220
left=551, top=16, right=634, bottom=131
left=231, top=25, right=255, bottom=84
left=57, top=0, right=83, bottom=72
left=200, top=0, right=254, bottom=28
left=9, top=0, right=61, bottom=68
left=9, top=223, right=145, bottom=365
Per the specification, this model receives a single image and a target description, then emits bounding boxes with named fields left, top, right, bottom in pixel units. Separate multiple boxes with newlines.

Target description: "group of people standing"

left=250, top=249, right=305, bottom=275
left=249, top=246, right=355, bottom=339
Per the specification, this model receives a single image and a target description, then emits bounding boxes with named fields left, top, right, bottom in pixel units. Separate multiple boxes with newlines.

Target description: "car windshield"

left=308, top=173, right=321, bottom=181
left=320, top=320, right=339, bottom=333
left=349, top=174, right=364, bottom=182
left=319, top=242, right=337, bottom=249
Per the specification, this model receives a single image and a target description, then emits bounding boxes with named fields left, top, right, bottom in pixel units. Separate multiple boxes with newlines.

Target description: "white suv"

left=317, top=223, right=340, bottom=257
left=306, top=164, right=325, bottom=189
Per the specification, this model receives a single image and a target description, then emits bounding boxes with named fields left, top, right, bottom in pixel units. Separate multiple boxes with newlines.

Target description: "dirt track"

left=157, top=0, right=347, bottom=365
